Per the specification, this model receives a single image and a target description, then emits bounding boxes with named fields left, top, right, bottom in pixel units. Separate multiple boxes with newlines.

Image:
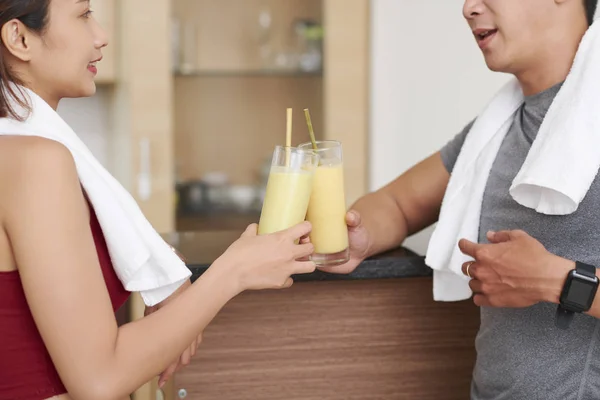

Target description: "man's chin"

left=483, top=56, right=509, bottom=73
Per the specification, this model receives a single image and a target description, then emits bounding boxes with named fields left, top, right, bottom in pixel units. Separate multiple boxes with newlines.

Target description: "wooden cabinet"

left=171, top=0, right=369, bottom=212
left=93, top=0, right=116, bottom=84
left=169, top=278, right=479, bottom=399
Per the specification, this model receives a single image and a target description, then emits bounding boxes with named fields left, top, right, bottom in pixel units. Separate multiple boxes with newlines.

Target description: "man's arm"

left=352, top=151, right=450, bottom=257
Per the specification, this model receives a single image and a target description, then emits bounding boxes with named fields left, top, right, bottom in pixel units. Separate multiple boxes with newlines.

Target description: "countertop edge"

left=187, top=250, right=432, bottom=282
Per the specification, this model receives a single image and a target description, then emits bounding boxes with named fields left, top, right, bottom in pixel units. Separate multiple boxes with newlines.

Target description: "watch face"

left=562, top=271, right=599, bottom=311
left=567, top=280, right=596, bottom=307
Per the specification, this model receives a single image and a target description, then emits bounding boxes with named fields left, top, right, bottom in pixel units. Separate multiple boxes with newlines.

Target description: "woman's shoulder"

left=0, top=135, right=72, bottom=159
left=0, top=135, right=75, bottom=174
left=0, top=136, right=78, bottom=207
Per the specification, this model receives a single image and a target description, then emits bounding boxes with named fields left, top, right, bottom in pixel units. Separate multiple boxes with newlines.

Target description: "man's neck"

left=516, top=64, right=571, bottom=97
left=516, top=25, right=588, bottom=96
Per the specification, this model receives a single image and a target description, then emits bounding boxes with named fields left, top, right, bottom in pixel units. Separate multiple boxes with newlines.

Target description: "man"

left=326, top=0, right=600, bottom=399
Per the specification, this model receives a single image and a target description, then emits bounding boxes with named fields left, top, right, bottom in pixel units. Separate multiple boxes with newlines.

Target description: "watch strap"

left=576, top=261, right=597, bottom=278
left=556, top=305, right=575, bottom=330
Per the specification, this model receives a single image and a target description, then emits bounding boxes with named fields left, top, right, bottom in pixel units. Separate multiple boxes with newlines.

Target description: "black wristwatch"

left=555, top=261, right=599, bottom=330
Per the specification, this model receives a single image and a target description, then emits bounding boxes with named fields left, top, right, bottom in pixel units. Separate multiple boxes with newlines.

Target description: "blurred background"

left=59, top=0, right=510, bottom=254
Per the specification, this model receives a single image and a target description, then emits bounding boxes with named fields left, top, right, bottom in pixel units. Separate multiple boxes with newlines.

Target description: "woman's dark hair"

left=0, top=0, right=50, bottom=119
left=585, top=0, right=598, bottom=26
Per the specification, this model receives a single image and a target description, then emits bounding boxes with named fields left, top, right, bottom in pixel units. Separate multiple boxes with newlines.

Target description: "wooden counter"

left=167, top=277, right=479, bottom=400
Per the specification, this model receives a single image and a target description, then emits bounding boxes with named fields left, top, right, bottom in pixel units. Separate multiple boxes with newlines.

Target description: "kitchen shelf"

left=173, top=69, right=323, bottom=78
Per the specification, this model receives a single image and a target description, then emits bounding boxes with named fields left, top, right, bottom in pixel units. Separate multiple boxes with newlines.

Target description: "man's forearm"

left=349, top=152, right=449, bottom=259
left=351, top=190, right=409, bottom=257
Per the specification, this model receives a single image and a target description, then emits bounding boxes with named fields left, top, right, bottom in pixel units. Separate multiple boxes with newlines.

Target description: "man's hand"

left=458, top=230, right=573, bottom=308
left=317, top=210, right=371, bottom=274
left=145, top=279, right=202, bottom=388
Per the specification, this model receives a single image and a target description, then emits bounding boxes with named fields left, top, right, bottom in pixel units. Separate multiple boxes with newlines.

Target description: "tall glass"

left=258, top=146, right=319, bottom=235
left=298, top=140, right=349, bottom=266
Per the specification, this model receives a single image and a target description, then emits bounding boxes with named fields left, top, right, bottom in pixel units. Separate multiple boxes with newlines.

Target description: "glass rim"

left=297, top=140, right=341, bottom=150
left=274, top=145, right=319, bottom=156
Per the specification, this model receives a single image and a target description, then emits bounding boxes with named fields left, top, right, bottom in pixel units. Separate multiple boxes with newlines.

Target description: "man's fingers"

left=487, top=229, right=528, bottom=243
left=487, top=230, right=511, bottom=243
left=461, top=261, right=477, bottom=278
left=469, top=278, right=482, bottom=294
left=346, top=210, right=361, bottom=228
left=473, top=294, right=490, bottom=307
left=458, top=239, right=480, bottom=258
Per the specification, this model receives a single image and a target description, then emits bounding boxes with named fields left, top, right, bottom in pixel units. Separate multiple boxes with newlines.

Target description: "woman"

left=0, top=0, right=316, bottom=399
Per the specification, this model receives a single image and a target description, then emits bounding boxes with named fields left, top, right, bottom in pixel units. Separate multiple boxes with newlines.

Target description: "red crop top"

left=0, top=204, right=130, bottom=400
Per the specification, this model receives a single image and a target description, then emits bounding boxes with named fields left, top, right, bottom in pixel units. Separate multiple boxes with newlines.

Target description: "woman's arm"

left=145, top=280, right=204, bottom=388
left=4, top=138, right=314, bottom=400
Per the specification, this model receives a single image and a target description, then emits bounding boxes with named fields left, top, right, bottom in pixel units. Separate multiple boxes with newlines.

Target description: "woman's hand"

left=213, top=222, right=316, bottom=294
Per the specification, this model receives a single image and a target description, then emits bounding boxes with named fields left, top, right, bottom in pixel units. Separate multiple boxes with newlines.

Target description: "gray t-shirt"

left=441, top=82, right=600, bottom=400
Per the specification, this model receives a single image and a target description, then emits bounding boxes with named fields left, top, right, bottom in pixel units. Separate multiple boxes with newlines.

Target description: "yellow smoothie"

left=306, top=163, right=349, bottom=254
left=258, top=166, right=315, bottom=235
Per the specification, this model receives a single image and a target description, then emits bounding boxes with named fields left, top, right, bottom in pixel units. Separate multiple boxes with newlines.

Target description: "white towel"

left=0, top=86, right=191, bottom=306
left=426, top=15, right=600, bottom=302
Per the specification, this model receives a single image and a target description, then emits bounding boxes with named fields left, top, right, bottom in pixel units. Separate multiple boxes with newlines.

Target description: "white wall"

left=57, top=87, right=111, bottom=168
left=369, top=0, right=511, bottom=254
